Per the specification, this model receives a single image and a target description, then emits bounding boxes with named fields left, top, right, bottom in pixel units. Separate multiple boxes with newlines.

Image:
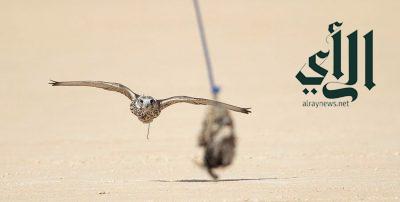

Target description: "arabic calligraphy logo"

left=296, top=22, right=375, bottom=102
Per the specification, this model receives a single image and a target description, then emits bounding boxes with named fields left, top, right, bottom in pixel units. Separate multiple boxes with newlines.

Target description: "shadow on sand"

left=151, top=177, right=296, bottom=183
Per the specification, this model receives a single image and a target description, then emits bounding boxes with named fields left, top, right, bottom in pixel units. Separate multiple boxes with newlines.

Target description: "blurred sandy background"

left=0, top=0, right=399, bottom=201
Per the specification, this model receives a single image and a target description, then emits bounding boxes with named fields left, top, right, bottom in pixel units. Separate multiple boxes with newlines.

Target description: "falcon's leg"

left=147, top=123, right=151, bottom=140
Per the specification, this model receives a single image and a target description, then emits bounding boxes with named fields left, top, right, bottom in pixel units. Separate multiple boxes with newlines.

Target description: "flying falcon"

left=48, top=80, right=251, bottom=138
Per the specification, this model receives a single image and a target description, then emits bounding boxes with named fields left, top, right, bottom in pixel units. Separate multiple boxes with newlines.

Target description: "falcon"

left=48, top=80, right=251, bottom=138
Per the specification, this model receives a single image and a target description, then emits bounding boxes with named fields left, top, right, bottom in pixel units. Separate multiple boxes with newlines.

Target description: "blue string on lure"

left=193, top=0, right=220, bottom=98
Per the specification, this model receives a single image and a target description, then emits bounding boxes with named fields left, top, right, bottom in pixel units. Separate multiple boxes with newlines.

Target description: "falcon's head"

left=134, top=95, right=159, bottom=111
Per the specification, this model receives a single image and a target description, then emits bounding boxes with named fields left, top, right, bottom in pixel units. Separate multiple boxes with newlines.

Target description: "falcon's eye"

left=139, top=99, right=143, bottom=103
left=150, top=99, right=155, bottom=104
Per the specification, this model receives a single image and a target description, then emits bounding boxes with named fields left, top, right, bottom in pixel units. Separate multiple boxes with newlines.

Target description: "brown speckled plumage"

left=130, top=96, right=161, bottom=123
left=49, top=80, right=250, bottom=124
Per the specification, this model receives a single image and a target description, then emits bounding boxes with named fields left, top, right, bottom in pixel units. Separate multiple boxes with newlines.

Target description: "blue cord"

left=193, top=0, right=220, bottom=96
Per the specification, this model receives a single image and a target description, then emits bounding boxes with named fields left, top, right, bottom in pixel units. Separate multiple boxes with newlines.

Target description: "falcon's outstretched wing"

left=159, top=96, right=251, bottom=114
left=48, top=80, right=139, bottom=100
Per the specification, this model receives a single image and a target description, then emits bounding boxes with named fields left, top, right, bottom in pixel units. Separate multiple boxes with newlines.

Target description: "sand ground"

left=0, top=0, right=399, bottom=201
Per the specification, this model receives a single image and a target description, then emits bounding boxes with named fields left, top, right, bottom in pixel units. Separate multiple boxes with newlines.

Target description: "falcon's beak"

left=142, top=100, right=153, bottom=109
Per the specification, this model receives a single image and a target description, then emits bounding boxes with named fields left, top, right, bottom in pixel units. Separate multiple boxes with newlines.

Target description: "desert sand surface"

left=0, top=0, right=399, bottom=201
